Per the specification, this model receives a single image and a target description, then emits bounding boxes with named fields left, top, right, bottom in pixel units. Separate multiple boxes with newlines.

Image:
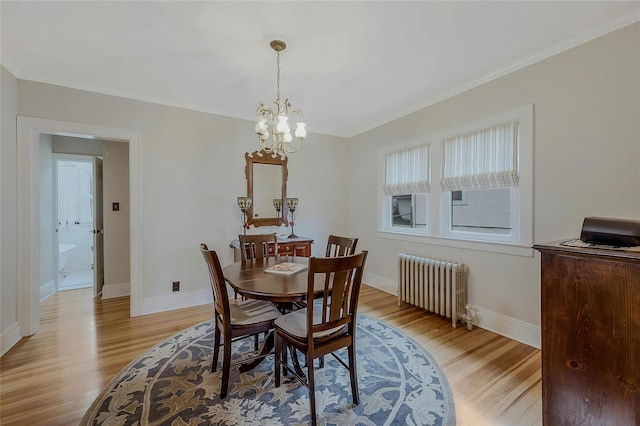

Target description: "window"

left=392, top=195, right=413, bottom=227
left=441, top=119, right=521, bottom=243
left=391, top=194, right=427, bottom=228
left=381, top=144, right=429, bottom=233
left=379, top=105, right=533, bottom=256
left=450, top=188, right=511, bottom=235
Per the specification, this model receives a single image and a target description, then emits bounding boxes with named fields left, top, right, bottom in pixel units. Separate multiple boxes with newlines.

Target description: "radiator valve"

left=464, top=304, right=474, bottom=331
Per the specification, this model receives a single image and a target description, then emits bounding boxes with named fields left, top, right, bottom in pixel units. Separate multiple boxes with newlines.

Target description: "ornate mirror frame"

left=245, top=150, right=288, bottom=227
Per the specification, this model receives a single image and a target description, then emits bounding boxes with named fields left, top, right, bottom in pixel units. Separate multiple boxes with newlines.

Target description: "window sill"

left=378, top=230, right=534, bottom=257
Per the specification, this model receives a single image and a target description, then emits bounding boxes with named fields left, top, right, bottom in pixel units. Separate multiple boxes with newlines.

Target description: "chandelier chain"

left=276, top=50, right=281, bottom=101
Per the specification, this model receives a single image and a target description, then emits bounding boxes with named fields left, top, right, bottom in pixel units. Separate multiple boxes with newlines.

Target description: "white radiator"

left=397, top=253, right=467, bottom=328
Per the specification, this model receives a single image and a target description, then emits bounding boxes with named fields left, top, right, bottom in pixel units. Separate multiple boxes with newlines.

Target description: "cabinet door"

left=293, top=243, right=310, bottom=257
left=541, top=252, right=639, bottom=425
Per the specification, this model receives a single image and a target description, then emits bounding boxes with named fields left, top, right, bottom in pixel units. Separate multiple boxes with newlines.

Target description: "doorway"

left=54, top=156, right=100, bottom=292
left=17, top=116, right=142, bottom=337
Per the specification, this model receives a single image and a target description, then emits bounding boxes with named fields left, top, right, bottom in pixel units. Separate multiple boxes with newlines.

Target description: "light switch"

left=112, top=202, right=120, bottom=211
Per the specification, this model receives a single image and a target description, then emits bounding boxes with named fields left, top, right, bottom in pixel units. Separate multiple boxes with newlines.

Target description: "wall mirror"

left=245, top=150, right=288, bottom=227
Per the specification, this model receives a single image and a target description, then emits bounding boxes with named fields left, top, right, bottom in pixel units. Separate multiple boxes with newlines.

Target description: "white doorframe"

left=17, top=116, right=143, bottom=336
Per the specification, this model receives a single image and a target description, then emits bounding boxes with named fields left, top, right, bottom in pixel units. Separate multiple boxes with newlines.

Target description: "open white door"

left=93, top=156, right=104, bottom=297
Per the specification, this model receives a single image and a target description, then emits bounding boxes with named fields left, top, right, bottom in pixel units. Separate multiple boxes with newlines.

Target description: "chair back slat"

left=306, top=251, right=368, bottom=340
left=239, top=233, right=278, bottom=261
left=325, top=235, right=358, bottom=257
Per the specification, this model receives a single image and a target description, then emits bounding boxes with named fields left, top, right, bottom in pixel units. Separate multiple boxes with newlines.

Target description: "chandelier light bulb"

left=276, top=115, right=289, bottom=133
left=255, top=117, right=268, bottom=135
left=283, top=131, right=292, bottom=143
left=295, top=122, right=306, bottom=139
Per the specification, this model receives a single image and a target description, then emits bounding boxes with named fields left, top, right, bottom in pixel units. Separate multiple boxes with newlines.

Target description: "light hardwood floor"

left=0, top=285, right=541, bottom=425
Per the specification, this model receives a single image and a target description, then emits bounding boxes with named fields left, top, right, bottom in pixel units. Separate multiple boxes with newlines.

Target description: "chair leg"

left=274, top=332, right=281, bottom=388
left=220, top=331, right=232, bottom=399
left=348, top=343, right=359, bottom=405
left=211, top=324, right=221, bottom=373
left=307, top=353, right=317, bottom=426
left=254, top=333, right=259, bottom=351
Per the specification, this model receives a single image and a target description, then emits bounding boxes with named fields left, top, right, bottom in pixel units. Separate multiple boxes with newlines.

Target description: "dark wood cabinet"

left=231, top=237, right=313, bottom=262
left=534, top=241, right=639, bottom=426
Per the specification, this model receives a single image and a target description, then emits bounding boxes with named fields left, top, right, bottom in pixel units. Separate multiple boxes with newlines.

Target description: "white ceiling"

left=2, top=1, right=639, bottom=137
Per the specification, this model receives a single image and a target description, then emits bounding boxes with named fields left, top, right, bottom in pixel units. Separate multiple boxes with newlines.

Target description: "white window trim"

left=378, top=104, right=534, bottom=257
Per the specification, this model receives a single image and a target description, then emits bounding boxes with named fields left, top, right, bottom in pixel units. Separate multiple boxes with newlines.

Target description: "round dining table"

left=222, top=256, right=315, bottom=303
left=221, top=256, right=312, bottom=373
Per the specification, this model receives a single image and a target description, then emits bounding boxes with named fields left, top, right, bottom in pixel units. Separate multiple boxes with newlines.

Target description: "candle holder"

left=237, top=197, right=252, bottom=235
left=273, top=199, right=282, bottom=218
left=286, top=198, right=298, bottom=239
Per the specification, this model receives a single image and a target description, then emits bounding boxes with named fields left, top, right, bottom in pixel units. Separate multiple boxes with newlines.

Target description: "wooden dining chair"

left=325, top=234, right=358, bottom=257
left=299, top=235, right=358, bottom=308
left=295, top=234, right=359, bottom=369
left=200, top=244, right=281, bottom=398
left=273, top=251, right=368, bottom=426
left=298, top=234, right=359, bottom=310
left=238, top=233, right=278, bottom=261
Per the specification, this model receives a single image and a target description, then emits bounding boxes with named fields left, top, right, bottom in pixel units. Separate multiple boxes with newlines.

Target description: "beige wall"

left=102, top=140, right=130, bottom=294
left=53, top=135, right=103, bottom=156
left=347, top=22, right=640, bottom=346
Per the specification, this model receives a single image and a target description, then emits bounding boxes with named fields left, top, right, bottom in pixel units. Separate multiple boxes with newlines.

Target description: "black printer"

left=580, top=217, right=640, bottom=247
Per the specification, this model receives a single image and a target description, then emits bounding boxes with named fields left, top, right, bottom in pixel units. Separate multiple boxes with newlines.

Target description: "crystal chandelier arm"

left=256, top=102, right=274, bottom=118
left=288, top=107, right=303, bottom=118
left=283, top=138, right=302, bottom=154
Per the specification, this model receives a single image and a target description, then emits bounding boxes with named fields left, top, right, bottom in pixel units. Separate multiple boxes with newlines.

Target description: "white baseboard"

left=102, top=282, right=131, bottom=299
left=141, top=288, right=212, bottom=316
left=363, top=271, right=540, bottom=349
left=471, top=306, right=540, bottom=349
left=40, top=280, right=56, bottom=302
left=1, top=321, right=22, bottom=357
left=363, top=272, right=397, bottom=296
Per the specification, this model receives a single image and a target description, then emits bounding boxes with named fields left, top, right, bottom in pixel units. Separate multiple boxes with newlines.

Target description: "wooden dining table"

left=222, top=256, right=316, bottom=303
left=222, top=256, right=313, bottom=372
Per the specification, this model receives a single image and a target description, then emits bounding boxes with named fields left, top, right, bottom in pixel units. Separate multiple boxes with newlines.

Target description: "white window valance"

left=441, top=120, right=519, bottom=191
left=384, top=144, right=430, bottom=195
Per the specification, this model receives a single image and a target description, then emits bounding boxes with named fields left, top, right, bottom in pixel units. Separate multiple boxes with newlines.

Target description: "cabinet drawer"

left=278, top=243, right=294, bottom=254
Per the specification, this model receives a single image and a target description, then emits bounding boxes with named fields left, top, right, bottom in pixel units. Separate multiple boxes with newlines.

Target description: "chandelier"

left=254, top=40, right=306, bottom=157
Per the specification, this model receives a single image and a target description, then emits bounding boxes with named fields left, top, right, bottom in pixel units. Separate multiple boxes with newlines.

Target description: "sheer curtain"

left=441, top=120, right=519, bottom=191
left=383, top=144, right=430, bottom=196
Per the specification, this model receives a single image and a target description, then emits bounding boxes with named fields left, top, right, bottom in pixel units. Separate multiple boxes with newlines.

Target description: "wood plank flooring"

left=0, top=285, right=541, bottom=425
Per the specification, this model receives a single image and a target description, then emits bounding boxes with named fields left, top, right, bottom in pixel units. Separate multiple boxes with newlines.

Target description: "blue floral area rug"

left=81, top=314, right=455, bottom=425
